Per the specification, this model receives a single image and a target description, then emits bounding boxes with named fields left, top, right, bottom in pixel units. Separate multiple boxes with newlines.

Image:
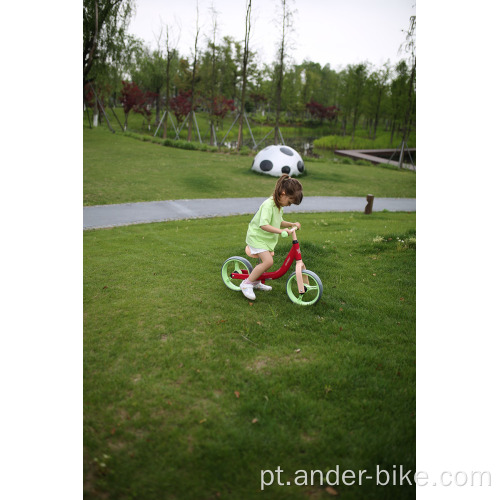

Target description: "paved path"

left=83, top=196, right=416, bottom=230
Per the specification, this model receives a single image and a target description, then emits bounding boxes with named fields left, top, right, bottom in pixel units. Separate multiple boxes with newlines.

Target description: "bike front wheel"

left=286, top=270, right=323, bottom=306
left=221, top=256, right=253, bottom=291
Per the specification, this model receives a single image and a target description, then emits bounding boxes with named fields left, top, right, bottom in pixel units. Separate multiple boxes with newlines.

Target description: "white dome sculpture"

left=251, top=145, right=305, bottom=177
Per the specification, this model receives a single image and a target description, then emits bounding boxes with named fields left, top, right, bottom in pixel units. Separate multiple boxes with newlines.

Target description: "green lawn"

left=83, top=127, right=416, bottom=206
left=84, top=212, right=416, bottom=499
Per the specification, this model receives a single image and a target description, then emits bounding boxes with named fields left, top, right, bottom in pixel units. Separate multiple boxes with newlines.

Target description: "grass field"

left=83, top=127, right=416, bottom=206
left=84, top=212, right=416, bottom=499
left=83, top=124, right=416, bottom=498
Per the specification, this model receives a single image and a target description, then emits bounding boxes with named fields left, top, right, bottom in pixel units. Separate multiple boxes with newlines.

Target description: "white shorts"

left=247, top=245, right=268, bottom=255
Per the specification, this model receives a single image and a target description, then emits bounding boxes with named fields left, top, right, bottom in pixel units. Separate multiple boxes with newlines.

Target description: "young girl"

left=240, top=174, right=303, bottom=300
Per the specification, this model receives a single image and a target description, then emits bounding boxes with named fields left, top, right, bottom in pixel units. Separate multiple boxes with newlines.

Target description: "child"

left=240, top=174, right=303, bottom=300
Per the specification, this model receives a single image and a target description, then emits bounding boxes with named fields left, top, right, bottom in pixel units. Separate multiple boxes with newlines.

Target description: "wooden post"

left=365, top=194, right=374, bottom=214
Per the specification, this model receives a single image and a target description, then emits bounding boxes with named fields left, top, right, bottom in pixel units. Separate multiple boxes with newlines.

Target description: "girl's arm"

left=260, top=221, right=301, bottom=235
left=281, top=220, right=301, bottom=230
left=260, top=224, right=284, bottom=234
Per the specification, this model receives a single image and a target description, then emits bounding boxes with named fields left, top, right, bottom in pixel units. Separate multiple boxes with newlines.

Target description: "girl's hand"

left=293, top=222, right=301, bottom=230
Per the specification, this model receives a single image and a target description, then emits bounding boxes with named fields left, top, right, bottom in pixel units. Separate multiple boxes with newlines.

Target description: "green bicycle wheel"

left=286, top=270, right=323, bottom=306
left=221, top=256, right=254, bottom=291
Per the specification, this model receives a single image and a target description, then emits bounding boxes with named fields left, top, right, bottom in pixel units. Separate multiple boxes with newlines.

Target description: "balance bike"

left=221, top=227, right=323, bottom=306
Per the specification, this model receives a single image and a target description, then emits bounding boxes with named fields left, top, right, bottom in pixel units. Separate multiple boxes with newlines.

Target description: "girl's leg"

left=246, top=251, right=273, bottom=282
left=240, top=251, right=273, bottom=300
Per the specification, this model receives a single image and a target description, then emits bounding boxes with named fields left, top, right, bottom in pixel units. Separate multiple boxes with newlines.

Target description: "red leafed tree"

left=135, top=90, right=158, bottom=131
left=212, top=96, right=236, bottom=128
left=120, top=81, right=144, bottom=130
left=249, top=92, right=267, bottom=112
left=324, top=105, right=339, bottom=121
left=84, top=83, right=95, bottom=109
left=306, top=100, right=338, bottom=122
left=169, top=91, right=192, bottom=125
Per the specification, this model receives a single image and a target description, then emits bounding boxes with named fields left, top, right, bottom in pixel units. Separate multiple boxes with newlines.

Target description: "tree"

left=119, top=81, right=144, bottom=130
left=364, top=62, right=391, bottom=139
left=130, top=48, right=165, bottom=126
left=345, top=63, right=368, bottom=140
left=169, top=91, right=192, bottom=125
left=298, top=61, right=322, bottom=119
left=187, top=1, right=201, bottom=142
left=84, top=0, right=138, bottom=128
left=212, top=96, right=236, bottom=129
left=273, top=0, right=295, bottom=144
left=399, top=14, right=416, bottom=167
left=83, top=0, right=135, bottom=84
left=388, top=61, right=407, bottom=144
left=218, top=37, right=241, bottom=101
left=162, top=23, right=180, bottom=138
left=237, top=0, right=252, bottom=151
left=136, top=90, right=158, bottom=130
left=249, top=91, right=267, bottom=114
left=306, top=100, right=338, bottom=123
left=206, top=4, right=221, bottom=146
left=173, top=58, right=193, bottom=94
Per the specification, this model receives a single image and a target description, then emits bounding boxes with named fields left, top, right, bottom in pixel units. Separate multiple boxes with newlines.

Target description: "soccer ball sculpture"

left=251, top=145, right=305, bottom=177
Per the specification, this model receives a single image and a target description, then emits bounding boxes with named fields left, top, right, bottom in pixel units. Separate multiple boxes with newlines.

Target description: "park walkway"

left=83, top=196, right=416, bottom=230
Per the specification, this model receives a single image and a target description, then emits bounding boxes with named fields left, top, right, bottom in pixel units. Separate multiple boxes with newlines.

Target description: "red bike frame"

left=231, top=236, right=305, bottom=284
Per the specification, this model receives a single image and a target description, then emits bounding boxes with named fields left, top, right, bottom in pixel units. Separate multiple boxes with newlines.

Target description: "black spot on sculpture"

left=260, top=159, right=273, bottom=171
left=280, top=147, right=294, bottom=156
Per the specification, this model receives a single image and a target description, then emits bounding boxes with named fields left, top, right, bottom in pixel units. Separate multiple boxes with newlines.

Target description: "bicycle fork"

left=295, top=259, right=310, bottom=294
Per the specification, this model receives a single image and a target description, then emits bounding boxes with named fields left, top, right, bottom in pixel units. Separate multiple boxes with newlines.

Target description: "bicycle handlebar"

left=281, top=226, right=299, bottom=238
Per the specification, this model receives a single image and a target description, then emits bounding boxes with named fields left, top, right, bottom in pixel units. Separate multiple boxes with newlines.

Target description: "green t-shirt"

left=246, top=197, right=283, bottom=251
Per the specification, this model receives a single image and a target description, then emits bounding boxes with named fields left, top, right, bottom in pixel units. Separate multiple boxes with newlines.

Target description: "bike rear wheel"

left=221, top=256, right=253, bottom=291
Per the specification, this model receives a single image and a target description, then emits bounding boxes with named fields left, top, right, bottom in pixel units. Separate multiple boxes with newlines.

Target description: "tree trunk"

left=188, top=3, right=200, bottom=142
left=93, top=100, right=99, bottom=127
left=188, top=112, right=193, bottom=142
left=398, top=58, right=416, bottom=168
left=155, top=89, right=160, bottom=127
left=274, top=0, right=287, bottom=145
left=237, top=0, right=252, bottom=151
left=351, top=109, right=358, bottom=141
left=210, top=121, right=215, bottom=146
left=163, top=55, right=172, bottom=139
left=373, top=88, right=383, bottom=140
left=402, top=58, right=416, bottom=145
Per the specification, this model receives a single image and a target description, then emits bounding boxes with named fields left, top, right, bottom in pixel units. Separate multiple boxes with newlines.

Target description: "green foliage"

left=86, top=31, right=416, bottom=144
left=314, top=131, right=416, bottom=150
left=84, top=212, right=416, bottom=499
left=92, top=105, right=414, bottom=155
left=123, top=130, right=234, bottom=153
left=83, top=0, right=136, bottom=87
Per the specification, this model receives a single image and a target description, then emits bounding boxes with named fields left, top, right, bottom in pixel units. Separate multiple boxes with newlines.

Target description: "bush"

left=314, top=132, right=416, bottom=151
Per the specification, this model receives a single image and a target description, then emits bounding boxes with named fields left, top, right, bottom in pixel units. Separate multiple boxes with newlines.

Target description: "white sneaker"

left=240, top=280, right=256, bottom=300
left=253, top=282, right=272, bottom=291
